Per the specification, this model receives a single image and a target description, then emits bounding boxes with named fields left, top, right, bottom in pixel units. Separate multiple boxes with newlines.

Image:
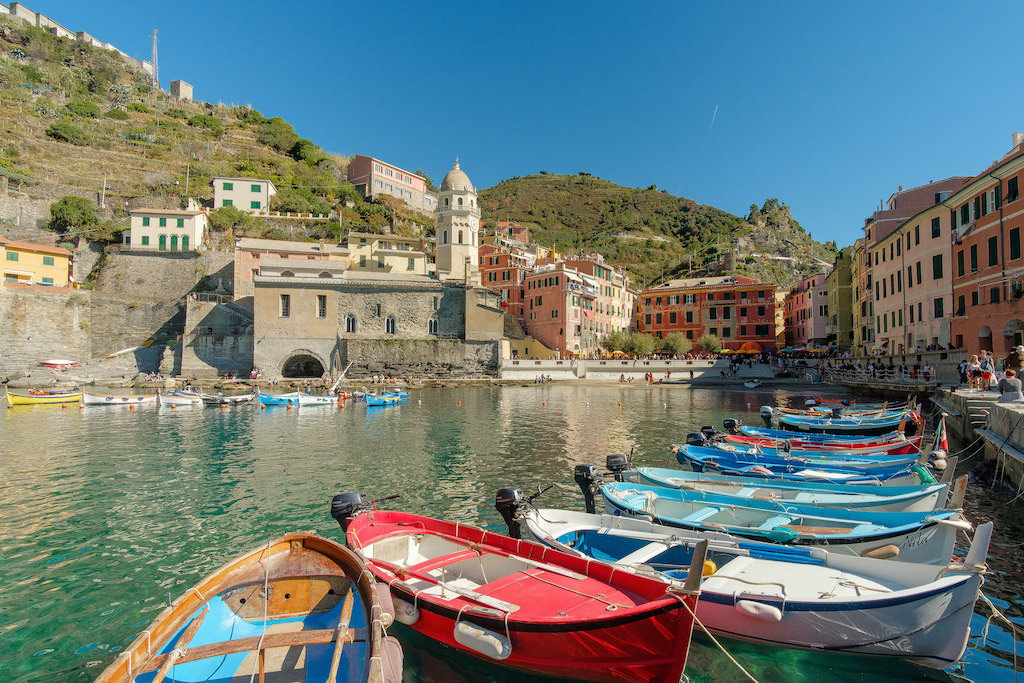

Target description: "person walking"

left=979, top=350, right=996, bottom=390
left=967, top=355, right=982, bottom=391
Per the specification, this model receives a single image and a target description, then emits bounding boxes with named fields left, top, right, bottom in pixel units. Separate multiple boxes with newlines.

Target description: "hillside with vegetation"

left=0, top=18, right=433, bottom=252
left=479, top=174, right=838, bottom=287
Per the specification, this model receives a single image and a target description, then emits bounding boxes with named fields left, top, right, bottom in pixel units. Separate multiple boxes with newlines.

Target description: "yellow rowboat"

left=6, top=389, right=83, bottom=406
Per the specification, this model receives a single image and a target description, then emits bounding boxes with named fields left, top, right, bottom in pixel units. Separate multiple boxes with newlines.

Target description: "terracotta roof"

left=0, top=236, right=72, bottom=256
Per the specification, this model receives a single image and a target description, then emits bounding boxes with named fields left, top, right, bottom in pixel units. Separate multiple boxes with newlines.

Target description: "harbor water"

left=1, top=384, right=1020, bottom=682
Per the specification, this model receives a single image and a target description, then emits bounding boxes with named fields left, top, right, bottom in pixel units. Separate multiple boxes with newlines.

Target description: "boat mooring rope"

left=674, top=594, right=759, bottom=682
left=979, top=590, right=1022, bottom=680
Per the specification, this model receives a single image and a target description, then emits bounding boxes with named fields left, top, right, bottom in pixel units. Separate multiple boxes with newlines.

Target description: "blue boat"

left=636, top=466, right=957, bottom=513
left=674, top=444, right=921, bottom=472
left=776, top=411, right=914, bottom=436
left=738, top=425, right=907, bottom=443
left=364, top=393, right=400, bottom=407
left=256, top=390, right=300, bottom=406
left=379, top=391, right=409, bottom=400
left=601, top=481, right=965, bottom=564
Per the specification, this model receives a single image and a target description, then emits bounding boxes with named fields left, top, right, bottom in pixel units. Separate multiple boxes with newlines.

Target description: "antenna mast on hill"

left=151, top=29, right=159, bottom=91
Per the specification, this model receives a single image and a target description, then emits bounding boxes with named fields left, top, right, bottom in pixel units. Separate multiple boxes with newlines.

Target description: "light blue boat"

left=738, top=425, right=906, bottom=443
left=256, top=390, right=300, bottom=406
left=601, top=481, right=965, bottom=564
left=364, top=393, right=401, bottom=407
left=636, top=466, right=959, bottom=513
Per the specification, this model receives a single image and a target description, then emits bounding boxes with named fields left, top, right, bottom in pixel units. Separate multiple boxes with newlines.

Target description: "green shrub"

left=66, top=100, right=101, bottom=118
left=257, top=117, right=299, bottom=153
left=49, top=196, right=98, bottom=233
left=46, top=120, right=88, bottom=145
left=188, top=114, right=225, bottom=137
left=104, top=108, right=130, bottom=120
left=165, top=108, right=189, bottom=119
left=127, top=102, right=151, bottom=113
left=208, top=205, right=252, bottom=231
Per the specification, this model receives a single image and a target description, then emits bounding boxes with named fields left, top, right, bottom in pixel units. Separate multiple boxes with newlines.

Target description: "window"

left=931, top=217, right=940, bottom=238
left=991, top=287, right=1001, bottom=304
left=723, top=307, right=731, bottom=319
left=159, top=217, right=167, bottom=227
left=41, top=277, right=53, bottom=284
left=909, top=306, right=915, bottom=323
left=972, top=291, right=979, bottom=306
left=970, top=245, right=978, bottom=272
left=158, top=235, right=166, bottom=251
left=933, top=297, right=943, bottom=319
left=250, top=201, right=261, bottom=210
left=280, top=294, right=290, bottom=317
left=251, top=184, right=261, bottom=193
left=141, top=236, right=149, bottom=246
left=359, top=255, right=367, bottom=267
left=43, top=255, right=54, bottom=266
left=915, top=224, right=920, bottom=245
left=907, top=266, right=913, bottom=288
left=386, top=317, right=396, bottom=334
left=6, top=251, right=17, bottom=261
left=961, top=204, right=970, bottom=225
left=142, top=217, right=150, bottom=226
left=317, top=295, right=326, bottom=318
left=758, top=306, right=765, bottom=316
left=957, top=295, right=965, bottom=315
left=722, top=328, right=731, bottom=338
left=1008, top=177, right=1019, bottom=203
left=428, top=318, right=438, bottom=335
left=182, top=236, right=189, bottom=250
left=176, top=218, right=184, bottom=228
left=989, top=236, right=999, bottom=266
left=170, top=235, right=178, bottom=251
left=709, top=308, right=717, bottom=320
left=1012, top=228, right=1022, bottom=260
left=932, top=255, right=943, bottom=279
left=223, top=199, right=233, bottom=207
left=408, top=257, right=415, bottom=270
left=686, top=311, right=693, bottom=323
left=223, top=182, right=233, bottom=191
left=957, top=250, right=965, bottom=277
left=670, top=312, right=677, bottom=324
left=346, top=315, right=356, bottom=333
left=656, top=313, right=662, bottom=324
left=433, top=297, right=439, bottom=311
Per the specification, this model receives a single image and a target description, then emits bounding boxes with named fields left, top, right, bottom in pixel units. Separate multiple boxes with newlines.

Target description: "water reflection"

left=0, top=385, right=1019, bottom=682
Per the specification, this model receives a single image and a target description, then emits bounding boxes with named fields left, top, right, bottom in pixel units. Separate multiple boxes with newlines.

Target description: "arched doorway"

left=978, top=325, right=993, bottom=353
left=282, top=353, right=325, bottom=378
left=1004, top=319, right=1024, bottom=350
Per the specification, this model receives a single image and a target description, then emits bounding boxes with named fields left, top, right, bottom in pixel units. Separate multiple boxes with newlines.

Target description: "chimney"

left=1013, top=132, right=1024, bottom=149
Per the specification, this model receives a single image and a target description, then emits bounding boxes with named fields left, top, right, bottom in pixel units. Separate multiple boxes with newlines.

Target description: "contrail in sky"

left=709, top=105, right=719, bottom=132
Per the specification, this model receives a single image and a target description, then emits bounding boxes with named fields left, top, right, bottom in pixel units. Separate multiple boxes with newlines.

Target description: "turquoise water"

left=0, top=385, right=1019, bottom=682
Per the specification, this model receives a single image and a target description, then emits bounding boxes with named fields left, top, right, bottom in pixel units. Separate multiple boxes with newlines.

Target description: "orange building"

left=478, top=243, right=534, bottom=319
left=636, top=275, right=777, bottom=352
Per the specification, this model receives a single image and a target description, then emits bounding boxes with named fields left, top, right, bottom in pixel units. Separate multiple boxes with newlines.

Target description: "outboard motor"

left=685, top=432, right=707, bottom=447
left=804, top=398, right=817, bottom=407
left=723, top=418, right=742, bottom=434
left=760, top=406, right=774, bottom=427
left=780, top=439, right=792, bottom=453
left=330, top=492, right=366, bottom=533
left=495, top=487, right=525, bottom=539
left=831, top=406, right=845, bottom=419
left=574, top=464, right=602, bottom=513
left=606, top=452, right=632, bottom=482
left=700, top=425, right=717, bottom=441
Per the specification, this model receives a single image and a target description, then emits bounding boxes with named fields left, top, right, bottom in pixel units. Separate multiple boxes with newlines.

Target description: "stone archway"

left=281, top=353, right=325, bottom=378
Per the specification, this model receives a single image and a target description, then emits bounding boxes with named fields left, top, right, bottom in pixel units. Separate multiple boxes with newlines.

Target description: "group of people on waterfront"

left=962, top=346, right=1024, bottom=402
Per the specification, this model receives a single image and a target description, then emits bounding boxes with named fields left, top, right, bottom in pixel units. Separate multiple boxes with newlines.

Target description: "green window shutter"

left=176, top=218, right=184, bottom=228
left=142, top=217, right=150, bottom=226
left=159, top=217, right=167, bottom=227
left=250, top=201, right=260, bottom=209
left=223, top=182, right=233, bottom=191
left=170, top=236, right=178, bottom=251
left=42, top=277, right=53, bottom=284
left=182, top=236, right=189, bottom=250
left=223, top=199, right=233, bottom=207
left=251, top=184, right=260, bottom=193
left=6, top=251, right=18, bottom=261
left=43, top=256, right=54, bottom=266
left=141, top=236, right=149, bottom=245
left=158, top=235, right=166, bottom=251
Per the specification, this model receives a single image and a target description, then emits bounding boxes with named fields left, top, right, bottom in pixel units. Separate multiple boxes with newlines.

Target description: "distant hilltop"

left=1, top=2, right=154, bottom=79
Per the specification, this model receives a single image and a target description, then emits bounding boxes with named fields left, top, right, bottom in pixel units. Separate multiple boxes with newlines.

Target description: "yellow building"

left=0, top=236, right=73, bottom=287
left=346, top=232, right=428, bottom=275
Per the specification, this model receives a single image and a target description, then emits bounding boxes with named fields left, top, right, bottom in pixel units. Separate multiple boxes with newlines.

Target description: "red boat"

left=720, top=433, right=923, bottom=456
left=335, top=497, right=704, bottom=683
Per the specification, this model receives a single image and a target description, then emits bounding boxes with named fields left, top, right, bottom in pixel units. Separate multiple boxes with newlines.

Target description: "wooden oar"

left=325, top=587, right=355, bottom=683
left=151, top=607, right=208, bottom=683
left=369, top=557, right=518, bottom=613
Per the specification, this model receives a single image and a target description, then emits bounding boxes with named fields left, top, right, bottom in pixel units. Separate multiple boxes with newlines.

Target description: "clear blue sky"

left=25, top=1, right=1024, bottom=248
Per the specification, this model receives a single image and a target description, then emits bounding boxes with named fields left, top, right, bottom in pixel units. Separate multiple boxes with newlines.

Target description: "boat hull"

left=94, top=532, right=402, bottom=683
left=6, top=390, right=82, bottom=405
left=523, top=509, right=987, bottom=669
left=346, top=510, right=699, bottom=683
left=82, top=393, right=156, bottom=406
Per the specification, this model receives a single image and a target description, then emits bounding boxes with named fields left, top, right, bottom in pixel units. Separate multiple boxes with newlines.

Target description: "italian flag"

left=935, top=416, right=948, bottom=451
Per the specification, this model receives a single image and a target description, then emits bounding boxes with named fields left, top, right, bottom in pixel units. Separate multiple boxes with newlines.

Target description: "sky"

left=20, top=1, right=1024, bottom=248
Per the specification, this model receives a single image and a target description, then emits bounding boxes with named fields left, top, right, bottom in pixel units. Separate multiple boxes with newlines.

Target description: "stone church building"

left=249, top=162, right=505, bottom=379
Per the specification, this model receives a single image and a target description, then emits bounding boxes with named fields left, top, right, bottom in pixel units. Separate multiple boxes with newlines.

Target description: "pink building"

left=346, top=155, right=436, bottom=214
left=478, top=243, right=533, bottom=319
left=784, top=273, right=828, bottom=349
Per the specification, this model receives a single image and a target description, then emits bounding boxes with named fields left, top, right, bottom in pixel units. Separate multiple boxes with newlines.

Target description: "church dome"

left=440, top=160, right=474, bottom=193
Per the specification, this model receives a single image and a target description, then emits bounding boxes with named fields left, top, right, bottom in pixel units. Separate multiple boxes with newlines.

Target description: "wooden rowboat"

left=95, top=532, right=403, bottom=683
left=5, top=389, right=83, bottom=406
left=82, top=392, right=157, bottom=406
left=337, top=497, right=704, bottom=683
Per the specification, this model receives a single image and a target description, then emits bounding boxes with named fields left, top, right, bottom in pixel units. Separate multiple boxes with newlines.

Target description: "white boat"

left=297, top=392, right=340, bottom=406
left=37, top=359, right=82, bottom=368
left=743, top=379, right=762, bottom=388
left=520, top=507, right=992, bottom=669
left=157, top=390, right=202, bottom=407
left=82, top=392, right=157, bottom=406
left=200, top=391, right=255, bottom=406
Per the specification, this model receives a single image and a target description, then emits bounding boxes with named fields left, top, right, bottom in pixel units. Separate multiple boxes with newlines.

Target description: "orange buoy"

left=170, top=404, right=176, bottom=410
left=458, top=400, right=462, bottom=406
left=542, top=401, right=546, bottom=407
left=221, top=403, right=227, bottom=410
left=618, top=402, right=622, bottom=407
left=129, top=405, right=135, bottom=411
